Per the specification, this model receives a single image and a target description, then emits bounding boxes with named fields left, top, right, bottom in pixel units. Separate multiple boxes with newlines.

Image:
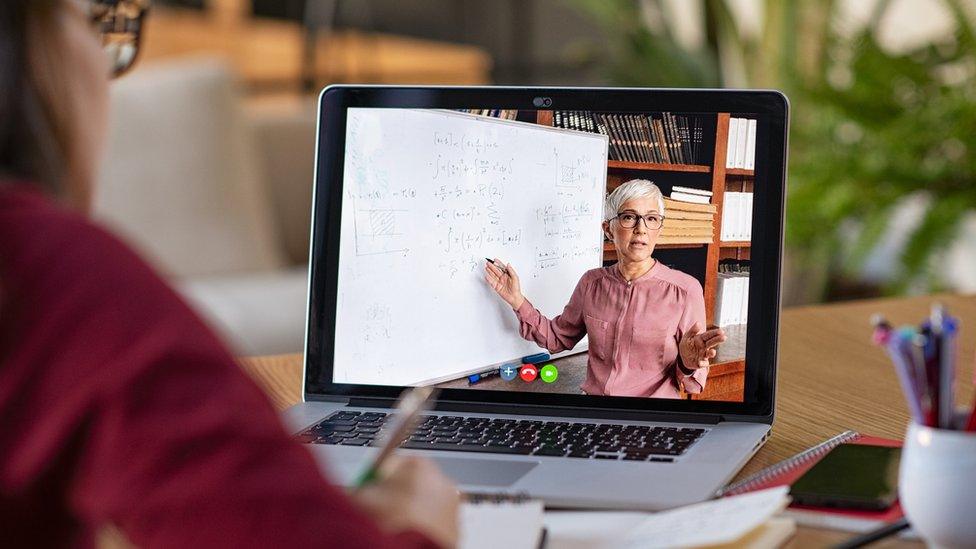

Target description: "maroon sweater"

left=0, top=187, right=437, bottom=548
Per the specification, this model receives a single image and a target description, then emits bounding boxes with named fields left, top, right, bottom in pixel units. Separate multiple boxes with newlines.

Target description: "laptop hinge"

left=346, top=397, right=723, bottom=425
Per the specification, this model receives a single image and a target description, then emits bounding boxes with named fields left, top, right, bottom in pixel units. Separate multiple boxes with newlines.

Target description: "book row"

left=553, top=111, right=707, bottom=166
left=726, top=118, right=757, bottom=170
left=714, top=261, right=751, bottom=327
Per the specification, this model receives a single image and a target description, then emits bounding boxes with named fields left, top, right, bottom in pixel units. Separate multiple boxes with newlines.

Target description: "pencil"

left=353, top=386, right=439, bottom=487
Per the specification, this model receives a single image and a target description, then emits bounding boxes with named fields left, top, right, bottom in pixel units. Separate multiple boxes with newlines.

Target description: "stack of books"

left=714, top=260, right=750, bottom=327
left=726, top=117, right=757, bottom=170
left=661, top=189, right=716, bottom=245
left=720, top=192, right=753, bottom=241
left=460, top=109, right=519, bottom=120
left=552, top=111, right=707, bottom=165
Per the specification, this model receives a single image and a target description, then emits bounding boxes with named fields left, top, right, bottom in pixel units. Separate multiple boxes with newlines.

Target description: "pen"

left=485, top=258, right=510, bottom=275
left=353, top=386, right=439, bottom=488
left=522, top=352, right=551, bottom=364
left=833, top=517, right=910, bottom=549
left=931, top=304, right=955, bottom=428
left=912, top=332, right=938, bottom=427
left=873, top=317, right=924, bottom=424
left=469, top=368, right=501, bottom=385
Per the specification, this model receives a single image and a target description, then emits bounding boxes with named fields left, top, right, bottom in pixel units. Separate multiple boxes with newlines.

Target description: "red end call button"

left=519, top=364, right=538, bottom=382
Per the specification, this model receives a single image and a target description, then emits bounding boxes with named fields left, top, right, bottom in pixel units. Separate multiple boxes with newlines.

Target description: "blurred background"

left=96, top=0, right=976, bottom=356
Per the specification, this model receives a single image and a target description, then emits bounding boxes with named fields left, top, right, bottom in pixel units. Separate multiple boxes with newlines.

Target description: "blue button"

left=499, top=363, right=519, bottom=381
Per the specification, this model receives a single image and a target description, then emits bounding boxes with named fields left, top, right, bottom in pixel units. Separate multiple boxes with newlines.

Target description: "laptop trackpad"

left=433, top=457, right=537, bottom=487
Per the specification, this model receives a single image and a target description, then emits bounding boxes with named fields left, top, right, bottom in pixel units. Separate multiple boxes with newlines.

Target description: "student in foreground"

left=0, top=1, right=458, bottom=547
left=485, top=179, right=727, bottom=398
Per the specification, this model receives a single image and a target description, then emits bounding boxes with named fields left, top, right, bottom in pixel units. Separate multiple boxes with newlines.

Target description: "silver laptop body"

left=286, top=86, right=788, bottom=511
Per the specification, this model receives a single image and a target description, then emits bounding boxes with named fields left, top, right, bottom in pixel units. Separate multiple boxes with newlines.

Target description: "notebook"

left=716, top=430, right=903, bottom=532
left=460, top=493, right=545, bottom=549
left=545, top=486, right=795, bottom=549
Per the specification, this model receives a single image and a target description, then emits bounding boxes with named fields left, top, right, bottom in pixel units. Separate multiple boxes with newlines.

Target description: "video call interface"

left=331, top=107, right=760, bottom=403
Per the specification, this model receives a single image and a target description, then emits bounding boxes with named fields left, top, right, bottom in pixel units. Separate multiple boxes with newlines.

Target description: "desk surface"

left=239, top=293, right=976, bottom=548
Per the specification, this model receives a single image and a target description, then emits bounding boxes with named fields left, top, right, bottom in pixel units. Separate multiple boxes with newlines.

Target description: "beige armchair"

left=94, top=57, right=317, bottom=355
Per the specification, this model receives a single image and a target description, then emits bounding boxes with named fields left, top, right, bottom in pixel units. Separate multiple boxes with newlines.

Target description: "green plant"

left=571, top=0, right=976, bottom=300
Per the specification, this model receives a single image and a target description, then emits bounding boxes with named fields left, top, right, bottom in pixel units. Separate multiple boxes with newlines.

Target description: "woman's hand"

left=351, top=456, right=460, bottom=548
left=678, top=323, right=727, bottom=372
left=484, top=258, right=525, bottom=310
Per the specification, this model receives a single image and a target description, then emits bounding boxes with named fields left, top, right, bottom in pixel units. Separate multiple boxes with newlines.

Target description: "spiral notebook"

left=716, top=430, right=903, bottom=532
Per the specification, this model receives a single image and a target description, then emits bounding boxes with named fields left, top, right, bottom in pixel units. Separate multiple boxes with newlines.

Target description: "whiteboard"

left=334, top=109, right=608, bottom=386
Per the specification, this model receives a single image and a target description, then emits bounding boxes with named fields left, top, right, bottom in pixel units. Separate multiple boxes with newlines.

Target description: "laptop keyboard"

left=297, top=411, right=707, bottom=462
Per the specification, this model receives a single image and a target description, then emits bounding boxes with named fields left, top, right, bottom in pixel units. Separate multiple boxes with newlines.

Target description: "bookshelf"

left=536, top=110, right=752, bottom=402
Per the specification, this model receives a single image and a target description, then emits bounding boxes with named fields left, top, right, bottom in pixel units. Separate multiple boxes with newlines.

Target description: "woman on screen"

left=485, top=179, right=726, bottom=398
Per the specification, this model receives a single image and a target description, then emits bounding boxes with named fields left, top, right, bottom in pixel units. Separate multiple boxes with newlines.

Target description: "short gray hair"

left=604, top=179, right=665, bottom=221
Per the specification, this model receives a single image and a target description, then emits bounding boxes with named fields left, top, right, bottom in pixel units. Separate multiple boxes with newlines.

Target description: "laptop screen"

left=305, top=86, right=787, bottom=416
left=322, top=104, right=773, bottom=405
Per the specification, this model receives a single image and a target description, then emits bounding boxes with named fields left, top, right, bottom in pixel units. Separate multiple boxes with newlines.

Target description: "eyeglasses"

left=89, top=0, right=151, bottom=77
left=613, top=212, right=665, bottom=230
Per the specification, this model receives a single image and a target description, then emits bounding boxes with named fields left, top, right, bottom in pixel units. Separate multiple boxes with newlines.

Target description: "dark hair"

left=0, top=0, right=71, bottom=194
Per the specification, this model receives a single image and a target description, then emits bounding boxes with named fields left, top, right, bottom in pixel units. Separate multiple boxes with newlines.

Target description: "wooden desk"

left=239, top=293, right=976, bottom=547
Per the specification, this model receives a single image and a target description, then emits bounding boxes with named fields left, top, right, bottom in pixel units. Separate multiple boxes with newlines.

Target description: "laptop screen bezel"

left=304, top=86, right=788, bottom=421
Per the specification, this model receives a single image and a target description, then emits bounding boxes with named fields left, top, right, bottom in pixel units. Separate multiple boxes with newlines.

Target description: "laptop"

left=284, top=86, right=789, bottom=511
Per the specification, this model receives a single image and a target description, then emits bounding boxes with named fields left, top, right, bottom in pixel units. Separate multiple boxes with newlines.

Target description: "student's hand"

left=352, top=456, right=460, bottom=548
left=484, top=257, right=525, bottom=310
left=678, top=323, right=727, bottom=371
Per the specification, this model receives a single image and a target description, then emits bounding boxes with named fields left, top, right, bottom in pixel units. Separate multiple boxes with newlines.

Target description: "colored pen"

left=912, top=332, right=938, bottom=427
left=931, top=304, right=956, bottom=428
left=353, top=386, right=438, bottom=488
left=468, top=368, right=501, bottom=385
left=522, top=352, right=551, bottom=364
left=873, top=317, right=924, bottom=424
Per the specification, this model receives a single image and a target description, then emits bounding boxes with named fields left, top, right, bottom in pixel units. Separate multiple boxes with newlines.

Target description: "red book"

left=718, top=431, right=903, bottom=532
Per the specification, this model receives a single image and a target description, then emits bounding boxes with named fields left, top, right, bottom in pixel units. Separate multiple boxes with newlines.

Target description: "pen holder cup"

left=900, top=416, right=976, bottom=549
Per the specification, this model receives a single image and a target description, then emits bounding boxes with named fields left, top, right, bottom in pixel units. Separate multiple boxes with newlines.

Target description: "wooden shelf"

left=720, top=241, right=751, bottom=248
left=607, top=160, right=711, bottom=173
left=726, top=168, right=755, bottom=176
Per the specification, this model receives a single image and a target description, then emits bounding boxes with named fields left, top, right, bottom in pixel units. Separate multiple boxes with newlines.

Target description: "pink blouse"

left=514, top=263, right=708, bottom=398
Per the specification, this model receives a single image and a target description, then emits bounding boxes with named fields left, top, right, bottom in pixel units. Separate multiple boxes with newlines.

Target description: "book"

left=744, top=119, right=757, bottom=171
left=627, top=115, right=649, bottom=162
left=693, top=117, right=703, bottom=164
left=635, top=115, right=653, bottom=163
left=641, top=116, right=661, bottom=163
left=652, top=117, right=671, bottom=164
left=714, top=260, right=749, bottom=326
left=726, top=118, right=739, bottom=169
left=661, top=228, right=713, bottom=238
left=720, top=192, right=753, bottom=241
left=670, top=192, right=711, bottom=205
left=734, top=117, right=749, bottom=168
left=716, top=430, right=904, bottom=533
left=667, top=210, right=715, bottom=221
left=663, top=197, right=717, bottom=214
left=609, top=115, right=634, bottom=162
left=657, top=235, right=712, bottom=245
left=664, top=219, right=713, bottom=229
left=672, top=185, right=713, bottom=198
left=679, top=116, right=693, bottom=164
